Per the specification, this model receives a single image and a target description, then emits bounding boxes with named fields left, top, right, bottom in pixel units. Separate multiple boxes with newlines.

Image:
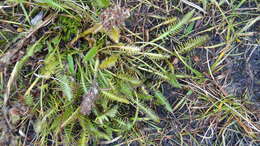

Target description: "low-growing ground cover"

left=0, top=0, right=259, bottom=145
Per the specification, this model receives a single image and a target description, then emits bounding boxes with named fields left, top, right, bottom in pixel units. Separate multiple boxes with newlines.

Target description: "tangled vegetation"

left=0, top=0, right=259, bottom=145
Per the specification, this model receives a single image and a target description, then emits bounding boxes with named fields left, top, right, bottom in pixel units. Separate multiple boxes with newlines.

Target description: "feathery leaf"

left=154, top=91, right=173, bottom=113
left=101, top=91, right=130, bottom=104
left=56, top=75, right=73, bottom=101
left=176, top=35, right=209, bottom=54
left=134, top=101, right=160, bottom=122
left=95, top=105, right=118, bottom=124
left=151, top=10, right=195, bottom=42
left=117, top=73, right=142, bottom=86
left=99, top=54, right=119, bottom=69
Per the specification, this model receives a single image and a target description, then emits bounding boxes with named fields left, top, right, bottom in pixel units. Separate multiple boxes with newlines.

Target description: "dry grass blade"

left=184, top=80, right=260, bottom=133
left=0, top=13, right=57, bottom=71
left=3, top=36, right=44, bottom=130
left=181, top=0, right=207, bottom=14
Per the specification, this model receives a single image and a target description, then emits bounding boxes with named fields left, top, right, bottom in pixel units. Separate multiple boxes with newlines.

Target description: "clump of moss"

left=57, top=16, right=81, bottom=41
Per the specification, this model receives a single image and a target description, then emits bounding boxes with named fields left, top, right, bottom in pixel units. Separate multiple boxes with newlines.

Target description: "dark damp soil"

left=227, top=45, right=260, bottom=101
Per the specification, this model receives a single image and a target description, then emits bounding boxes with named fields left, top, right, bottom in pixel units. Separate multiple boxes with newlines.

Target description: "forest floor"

left=0, top=0, right=260, bottom=145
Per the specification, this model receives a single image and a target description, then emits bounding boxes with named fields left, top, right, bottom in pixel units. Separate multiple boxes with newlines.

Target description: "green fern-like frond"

left=115, top=118, right=132, bottom=130
left=101, top=91, right=130, bottom=104
left=117, top=81, right=134, bottom=97
left=40, top=53, right=60, bottom=77
left=117, top=73, right=142, bottom=86
left=150, top=17, right=177, bottom=31
left=36, top=0, right=63, bottom=10
left=56, top=74, right=74, bottom=101
left=99, top=54, right=119, bottom=69
left=133, top=100, right=160, bottom=122
left=95, top=105, right=119, bottom=124
left=154, top=91, right=173, bottom=113
left=176, top=35, right=209, bottom=54
left=36, top=0, right=71, bottom=15
left=143, top=52, right=170, bottom=60
left=166, top=73, right=181, bottom=88
left=151, top=10, right=195, bottom=43
left=24, top=94, right=34, bottom=106
left=79, top=116, right=111, bottom=140
left=157, top=22, right=183, bottom=40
